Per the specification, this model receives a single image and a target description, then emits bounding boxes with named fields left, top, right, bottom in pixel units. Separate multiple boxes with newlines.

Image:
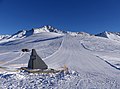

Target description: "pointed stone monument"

left=28, top=49, right=48, bottom=69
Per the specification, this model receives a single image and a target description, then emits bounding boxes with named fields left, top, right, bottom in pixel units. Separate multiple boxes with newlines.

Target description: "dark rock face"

left=28, top=49, right=48, bottom=69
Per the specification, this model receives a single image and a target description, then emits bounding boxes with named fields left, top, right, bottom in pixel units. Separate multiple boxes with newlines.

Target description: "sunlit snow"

left=0, top=26, right=120, bottom=88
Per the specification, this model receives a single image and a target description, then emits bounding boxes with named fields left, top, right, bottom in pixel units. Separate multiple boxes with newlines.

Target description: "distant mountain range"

left=96, top=31, right=120, bottom=41
left=1, top=25, right=120, bottom=42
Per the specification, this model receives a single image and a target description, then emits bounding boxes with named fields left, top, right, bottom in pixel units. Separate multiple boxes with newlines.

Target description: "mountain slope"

left=0, top=25, right=64, bottom=43
left=0, top=25, right=90, bottom=44
left=0, top=27, right=120, bottom=88
left=96, top=31, right=120, bottom=41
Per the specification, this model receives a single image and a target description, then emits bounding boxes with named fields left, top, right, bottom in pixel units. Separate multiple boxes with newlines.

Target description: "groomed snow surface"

left=0, top=31, right=120, bottom=89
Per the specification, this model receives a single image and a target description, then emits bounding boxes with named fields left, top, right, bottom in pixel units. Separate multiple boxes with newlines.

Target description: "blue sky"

left=0, top=0, right=120, bottom=34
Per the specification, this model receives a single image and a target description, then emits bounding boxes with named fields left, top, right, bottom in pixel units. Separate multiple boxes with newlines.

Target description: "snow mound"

left=0, top=70, right=119, bottom=89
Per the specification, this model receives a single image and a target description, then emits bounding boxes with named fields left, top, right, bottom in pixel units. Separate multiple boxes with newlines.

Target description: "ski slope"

left=0, top=30, right=120, bottom=88
left=45, top=35, right=120, bottom=74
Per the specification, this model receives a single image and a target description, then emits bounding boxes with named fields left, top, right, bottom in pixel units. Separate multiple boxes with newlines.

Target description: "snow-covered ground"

left=0, top=26, right=120, bottom=88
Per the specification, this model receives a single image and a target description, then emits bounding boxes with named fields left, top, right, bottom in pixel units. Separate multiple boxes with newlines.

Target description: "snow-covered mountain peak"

left=96, top=31, right=109, bottom=38
left=8, top=25, right=62, bottom=39
left=9, top=25, right=64, bottom=39
left=32, top=25, right=66, bottom=34
left=96, top=31, right=120, bottom=41
left=32, top=26, right=50, bottom=33
left=11, top=30, right=27, bottom=38
left=0, top=26, right=65, bottom=43
left=13, top=25, right=92, bottom=38
left=0, top=35, right=11, bottom=40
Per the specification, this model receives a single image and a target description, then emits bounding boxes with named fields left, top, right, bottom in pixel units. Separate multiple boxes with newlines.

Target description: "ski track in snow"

left=43, top=36, right=64, bottom=60
left=0, top=52, right=26, bottom=66
left=0, top=52, right=11, bottom=56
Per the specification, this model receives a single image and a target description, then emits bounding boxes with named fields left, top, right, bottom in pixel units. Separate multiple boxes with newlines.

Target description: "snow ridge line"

left=80, top=42, right=93, bottom=51
left=43, top=36, right=65, bottom=60
left=96, top=55, right=120, bottom=70
left=0, top=52, right=11, bottom=56
left=1, top=52, right=26, bottom=66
